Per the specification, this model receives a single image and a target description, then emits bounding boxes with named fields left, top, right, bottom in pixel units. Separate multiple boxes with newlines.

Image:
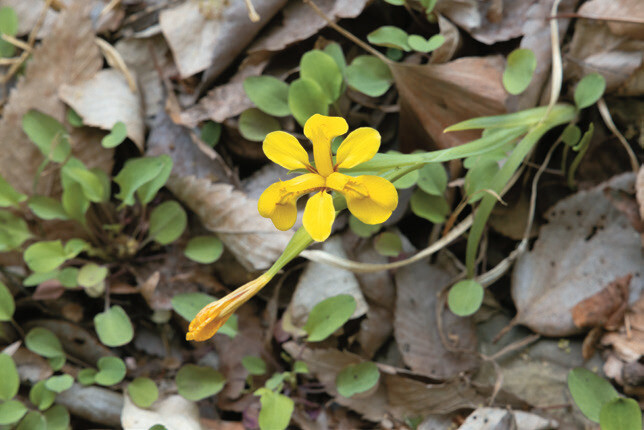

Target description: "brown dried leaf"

left=59, top=69, right=145, bottom=151
left=429, top=15, right=460, bottom=64
left=159, top=0, right=286, bottom=78
left=169, top=175, right=290, bottom=271
left=1, top=0, right=58, bottom=37
left=512, top=173, right=644, bottom=336
left=394, top=256, right=479, bottom=379
left=571, top=274, right=630, bottom=329
left=115, top=35, right=174, bottom=121
left=637, top=165, right=644, bottom=220
left=566, top=0, right=644, bottom=96
left=248, top=0, right=369, bottom=56
left=0, top=1, right=110, bottom=195
left=581, top=0, right=644, bottom=40
left=392, top=56, right=508, bottom=151
left=178, top=61, right=267, bottom=127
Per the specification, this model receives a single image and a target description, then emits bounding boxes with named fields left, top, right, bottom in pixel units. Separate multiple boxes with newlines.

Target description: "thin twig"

left=244, top=0, right=260, bottom=22
left=597, top=98, right=640, bottom=173
left=550, top=13, right=644, bottom=25
left=303, top=0, right=391, bottom=64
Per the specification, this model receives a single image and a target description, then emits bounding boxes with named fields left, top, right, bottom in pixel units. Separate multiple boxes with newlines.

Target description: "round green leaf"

left=303, top=294, right=357, bottom=342
left=44, top=374, right=73, bottom=393
left=114, top=156, right=168, bottom=206
left=323, top=43, right=346, bottom=76
left=349, top=214, right=381, bottom=238
left=58, top=267, right=79, bottom=288
left=200, top=121, right=222, bottom=147
left=238, top=108, right=281, bottom=142
left=242, top=356, right=267, bottom=376
left=171, top=292, right=215, bottom=321
left=29, top=380, right=56, bottom=410
left=77, top=368, right=97, bottom=386
left=184, top=236, right=224, bottom=264
left=574, top=73, right=606, bottom=109
left=243, top=76, right=291, bottom=117
left=64, top=163, right=105, bottom=203
left=407, top=34, right=444, bottom=53
left=95, top=356, right=127, bottom=386
left=0, top=7, right=19, bottom=57
left=43, top=405, right=70, bottom=430
left=94, top=305, right=134, bottom=347
left=0, top=353, right=19, bottom=400
left=77, top=263, right=108, bottom=288
left=0, top=175, right=27, bottom=208
left=417, top=163, right=447, bottom=196
left=24, top=240, right=67, bottom=273
left=28, top=196, right=69, bottom=220
left=288, top=78, right=329, bottom=127
left=17, top=411, right=46, bottom=430
left=561, top=123, right=582, bottom=148
left=410, top=189, right=449, bottom=223
left=336, top=362, right=380, bottom=398
left=392, top=169, right=418, bottom=189
left=66, top=108, right=83, bottom=127
left=502, top=48, right=537, bottom=95
left=176, top=364, right=225, bottom=401
left=373, top=232, right=402, bottom=257
left=101, top=121, right=127, bottom=148
left=367, top=26, right=410, bottom=51
left=25, top=327, right=64, bottom=358
left=448, top=280, right=484, bottom=316
left=599, top=397, right=642, bottom=430
left=148, top=201, right=187, bottom=245
left=300, top=50, right=343, bottom=103
left=0, top=210, right=33, bottom=251
left=256, top=389, right=294, bottom=430
left=48, top=355, right=66, bottom=371
left=346, top=55, right=393, bottom=97
left=22, top=110, right=70, bottom=163
left=0, top=281, right=15, bottom=321
left=568, top=368, right=619, bottom=422
left=127, top=377, right=159, bottom=408
left=0, top=400, right=27, bottom=425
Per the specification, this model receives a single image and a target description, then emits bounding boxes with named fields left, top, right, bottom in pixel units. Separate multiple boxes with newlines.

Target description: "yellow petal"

left=263, top=131, right=310, bottom=170
left=303, top=114, right=348, bottom=177
left=336, top=127, right=381, bottom=169
left=258, top=173, right=325, bottom=230
left=327, top=172, right=398, bottom=224
left=186, top=274, right=272, bottom=341
left=302, top=191, right=335, bottom=241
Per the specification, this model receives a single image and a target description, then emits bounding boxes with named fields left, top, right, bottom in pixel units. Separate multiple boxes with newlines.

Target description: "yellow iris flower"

left=258, top=114, right=398, bottom=241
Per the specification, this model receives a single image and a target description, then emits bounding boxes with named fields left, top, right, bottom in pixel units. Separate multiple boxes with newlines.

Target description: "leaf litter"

left=1, top=0, right=643, bottom=428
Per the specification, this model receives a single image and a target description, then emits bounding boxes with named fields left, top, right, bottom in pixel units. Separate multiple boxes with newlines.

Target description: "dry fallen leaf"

left=248, top=0, right=369, bottom=56
left=159, top=0, right=286, bottom=78
left=601, top=293, right=644, bottom=363
left=57, top=384, right=123, bottom=427
left=115, top=35, right=174, bottom=121
left=571, top=274, right=630, bottom=330
left=392, top=56, right=508, bottom=151
left=566, top=0, right=644, bottom=96
left=121, top=394, right=201, bottom=430
left=512, top=173, right=644, bottom=337
left=59, top=69, right=145, bottom=151
left=394, top=249, right=479, bottom=379
left=287, top=236, right=368, bottom=327
left=1, top=0, right=59, bottom=38
left=0, top=1, right=111, bottom=195
left=637, top=165, right=644, bottom=220
left=458, top=407, right=558, bottom=430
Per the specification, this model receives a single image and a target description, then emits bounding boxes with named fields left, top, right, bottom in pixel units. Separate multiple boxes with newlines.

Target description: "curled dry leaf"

left=59, top=69, right=145, bottom=152
left=159, top=0, right=286, bottom=79
left=571, top=274, right=630, bottom=330
left=248, top=0, right=369, bottom=56
left=57, top=384, right=123, bottom=427
left=392, top=56, right=508, bottom=152
left=601, top=293, right=644, bottom=363
left=121, top=394, right=201, bottom=430
left=0, top=1, right=109, bottom=195
left=178, top=61, right=267, bottom=128
left=429, top=15, right=461, bottom=64
left=287, top=236, right=368, bottom=327
left=512, top=173, right=644, bottom=336
left=566, top=0, right=644, bottom=95
left=459, top=407, right=559, bottom=430
left=115, top=35, right=174, bottom=121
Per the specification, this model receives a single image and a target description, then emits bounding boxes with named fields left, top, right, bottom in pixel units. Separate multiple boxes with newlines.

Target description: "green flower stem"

left=465, top=104, right=577, bottom=276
